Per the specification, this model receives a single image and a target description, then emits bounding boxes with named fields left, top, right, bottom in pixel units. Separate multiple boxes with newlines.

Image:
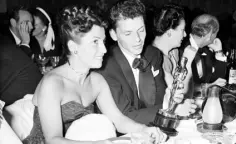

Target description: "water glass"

left=35, top=54, right=49, bottom=73
left=50, top=56, right=60, bottom=68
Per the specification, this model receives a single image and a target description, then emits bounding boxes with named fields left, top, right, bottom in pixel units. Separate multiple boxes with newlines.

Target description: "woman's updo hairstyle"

left=153, top=4, right=185, bottom=36
left=57, top=5, right=107, bottom=57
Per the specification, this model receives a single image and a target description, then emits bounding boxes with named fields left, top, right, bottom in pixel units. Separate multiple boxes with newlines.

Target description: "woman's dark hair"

left=57, top=5, right=107, bottom=58
left=153, top=4, right=185, bottom=36
left=31, top=8, right=50, bottom=27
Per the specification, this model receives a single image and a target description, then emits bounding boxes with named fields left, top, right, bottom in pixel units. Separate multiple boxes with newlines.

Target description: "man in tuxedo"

left=99, top=0, right=193, bottom=124
left=3, top=6, right=33, bottom=57
left=0, top=34, right=42, bottom=105
left=184, top=14, right=227, bottom=93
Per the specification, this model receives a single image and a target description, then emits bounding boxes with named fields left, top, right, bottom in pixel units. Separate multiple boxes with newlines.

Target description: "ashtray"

left=197, top=122, right=227, bottom=133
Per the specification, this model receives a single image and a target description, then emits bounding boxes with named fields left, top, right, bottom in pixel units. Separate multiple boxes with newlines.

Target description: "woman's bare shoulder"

left=89, top=71, right=109, bottom=89
left=35, top=70, right=66, bottom=97
left=90, top=71, right=106, bottom=83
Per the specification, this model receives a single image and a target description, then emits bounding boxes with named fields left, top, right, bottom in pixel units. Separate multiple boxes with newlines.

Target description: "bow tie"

left=132, top=57, right=149, bottom=72
left=197, top=47, right=209, bottom=55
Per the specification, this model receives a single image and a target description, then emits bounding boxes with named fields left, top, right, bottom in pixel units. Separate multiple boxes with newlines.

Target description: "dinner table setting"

left=0, top=100, right=23, bottom=144
left=0, top=85, right=236, bottom=144
left=34, top=54, right=60, bottom=74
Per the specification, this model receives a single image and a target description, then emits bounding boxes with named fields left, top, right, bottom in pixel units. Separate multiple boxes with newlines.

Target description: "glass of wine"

left=50, top=56, right=60, bottom=68
left=35, top=54, right=49, bottom=74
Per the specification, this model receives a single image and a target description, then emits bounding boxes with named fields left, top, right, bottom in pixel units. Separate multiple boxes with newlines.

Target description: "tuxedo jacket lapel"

left=201, top=49, right=214, bottom=82
left=112, top=46, right=140, bottom=108
left=139, top=56, right=156, bottom=107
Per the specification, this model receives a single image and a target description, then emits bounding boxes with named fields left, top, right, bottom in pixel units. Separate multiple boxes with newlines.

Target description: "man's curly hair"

left=109, top=0, right=146, bottom=29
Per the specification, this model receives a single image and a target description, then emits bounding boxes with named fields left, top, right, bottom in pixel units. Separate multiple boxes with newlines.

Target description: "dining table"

left=0, top=100, right=22, bottom=144
left=163, top=118, right=236, bottom=144
left=0, top=117, right=22, bottom=144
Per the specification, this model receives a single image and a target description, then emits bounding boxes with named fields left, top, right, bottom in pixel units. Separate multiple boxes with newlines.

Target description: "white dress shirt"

left=189, top=34, right=204, bottom=78
left=120, top=48, right=140, bottom=97
left=9, top=28, right=21, bottom=45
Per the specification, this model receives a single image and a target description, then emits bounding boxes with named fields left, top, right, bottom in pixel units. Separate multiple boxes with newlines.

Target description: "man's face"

left=201, top=31, right=218, bottom=48
left=32, top=16, right=45, bottom=36
left=170, top=19, right=186, bottom=48
left=111, top=16, right=146, bottom=57
left=16, top=10, right=33, bottom=33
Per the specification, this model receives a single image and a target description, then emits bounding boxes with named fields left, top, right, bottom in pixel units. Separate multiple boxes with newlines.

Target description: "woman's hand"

left=175, top=99, right=197, bottom=116
left=141, top=126, right=167, bottom=144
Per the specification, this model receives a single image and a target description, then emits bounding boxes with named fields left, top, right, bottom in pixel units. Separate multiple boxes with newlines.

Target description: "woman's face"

left=170, top=19, right=186, bottom=48
left=75, top=25, right=107, bottom=69
left=32, top=16, right=45, bottom=36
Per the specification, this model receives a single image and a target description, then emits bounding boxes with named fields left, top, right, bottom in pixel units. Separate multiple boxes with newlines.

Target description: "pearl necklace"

left=67, top=61, right=88, bottom=76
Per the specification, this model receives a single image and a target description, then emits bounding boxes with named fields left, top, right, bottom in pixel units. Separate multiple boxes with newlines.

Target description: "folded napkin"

left=4, top=94, right=34, bottom=140
left=65, top=114, right=116, bottom=141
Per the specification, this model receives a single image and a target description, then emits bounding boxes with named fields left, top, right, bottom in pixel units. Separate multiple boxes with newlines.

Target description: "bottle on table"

left=226, top=48, right=236, bottom=91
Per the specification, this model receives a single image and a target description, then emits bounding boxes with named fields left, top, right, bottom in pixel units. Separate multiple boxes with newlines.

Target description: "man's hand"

left=208, top=38, right=222, bottom=52
left=19, top=21, right=31, bottom=45
left=175, top=99, right=197, bottom=116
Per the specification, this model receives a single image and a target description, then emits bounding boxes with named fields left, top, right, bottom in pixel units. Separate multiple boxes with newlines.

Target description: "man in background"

left=3, top=6, right=33, bottom=57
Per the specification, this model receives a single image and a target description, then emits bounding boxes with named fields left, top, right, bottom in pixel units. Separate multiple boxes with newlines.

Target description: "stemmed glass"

left=50, top=56, right=60, bottom=68
left=35, top=54, right=50, bottom=74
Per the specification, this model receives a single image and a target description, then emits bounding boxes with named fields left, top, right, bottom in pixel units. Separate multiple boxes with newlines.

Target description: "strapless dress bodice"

left=23, top=101, right=94, bottom=144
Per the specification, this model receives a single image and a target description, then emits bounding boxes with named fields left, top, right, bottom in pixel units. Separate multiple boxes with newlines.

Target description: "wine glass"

left=35, top=54, right=49, bottom=74
left=50, top=56, right=60, bottom=68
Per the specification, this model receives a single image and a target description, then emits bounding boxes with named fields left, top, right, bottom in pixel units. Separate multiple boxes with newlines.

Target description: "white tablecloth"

left=0, top=118, right=22, bottom=144
left=165, top=119, right=236, bottom=144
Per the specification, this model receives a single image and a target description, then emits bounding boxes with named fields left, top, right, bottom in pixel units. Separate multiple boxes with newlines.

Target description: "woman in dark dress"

left=23, top=5, right=167, bottom=144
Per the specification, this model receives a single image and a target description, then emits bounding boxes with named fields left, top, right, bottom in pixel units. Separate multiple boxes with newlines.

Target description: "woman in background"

left=151, top=4, right=197, bottom=116
left=23, top=5, right=166, bottom=144
left=30, top=7, right=61, bottom=57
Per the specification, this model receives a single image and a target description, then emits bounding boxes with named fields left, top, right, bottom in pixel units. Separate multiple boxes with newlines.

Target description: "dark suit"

left=99, top=45, right=166, bottom=124
left=2, top=28, right=33, bottom=57
left=0, top=35, right=42, bottom=105
left=192, top=47, right=227, bottom=84
left=180, top=40, right=227, bottom=84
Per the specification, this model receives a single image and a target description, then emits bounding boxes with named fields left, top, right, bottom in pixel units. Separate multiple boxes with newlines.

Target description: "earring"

left=74, top=50, right=78, bottom=54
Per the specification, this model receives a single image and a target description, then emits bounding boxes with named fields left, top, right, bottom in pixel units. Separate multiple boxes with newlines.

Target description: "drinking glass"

left=35, top=54, right=49, bottom=74
left=50, top=56, right=60, bottom=68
